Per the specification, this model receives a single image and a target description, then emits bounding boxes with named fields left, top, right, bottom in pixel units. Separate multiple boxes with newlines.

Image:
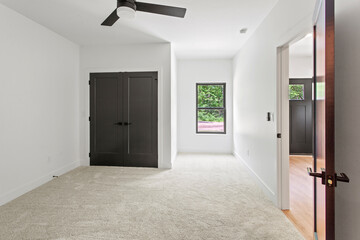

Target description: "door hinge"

left=89, top=153, right=91, bottom=158
left=277, top=133, right=282, bottom=139
left=89, top=80, right=91, bottom=85
left=89, top=117, right=91, bottom=121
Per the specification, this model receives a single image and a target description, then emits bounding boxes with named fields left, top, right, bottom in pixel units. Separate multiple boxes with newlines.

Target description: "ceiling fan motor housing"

left=117, top=0, right=137, bottom=11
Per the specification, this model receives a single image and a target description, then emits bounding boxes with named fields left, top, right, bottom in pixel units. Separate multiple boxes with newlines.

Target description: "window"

left=289, top=84, right=305, bottom=100
left=196, top=83, right=226, bottom=134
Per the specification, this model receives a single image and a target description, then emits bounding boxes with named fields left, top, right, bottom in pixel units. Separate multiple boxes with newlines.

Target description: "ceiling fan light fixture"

left=117, top=6, right=136, bottom=19
left=101, top=0, right=186, bottom=26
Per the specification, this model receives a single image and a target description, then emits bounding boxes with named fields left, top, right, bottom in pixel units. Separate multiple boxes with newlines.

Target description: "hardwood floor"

left=283, top=155, right=314, bottom=240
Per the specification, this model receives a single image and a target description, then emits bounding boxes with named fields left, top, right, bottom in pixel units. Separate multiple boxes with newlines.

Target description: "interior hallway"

left=0, top=154, right=302, bottom=240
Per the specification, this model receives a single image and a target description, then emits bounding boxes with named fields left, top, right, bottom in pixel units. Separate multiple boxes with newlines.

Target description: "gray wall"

left=335, top=0, right=360, bottom=238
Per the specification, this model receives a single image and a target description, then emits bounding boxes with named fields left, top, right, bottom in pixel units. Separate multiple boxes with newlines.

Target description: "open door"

left=309, top=0, right=350, bottom=239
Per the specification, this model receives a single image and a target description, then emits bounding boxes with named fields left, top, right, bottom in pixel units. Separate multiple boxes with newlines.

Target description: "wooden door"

left=90, top=73, right=124, bottom=166
left=289, top=78, right=313, bottom=154
left=90, top=72, right=158, bottom=168
left=313, top=0, right=335, bottom=238
left=311, top=0, right=349, bottom=239
left=123, top=72, right=158, bottom=168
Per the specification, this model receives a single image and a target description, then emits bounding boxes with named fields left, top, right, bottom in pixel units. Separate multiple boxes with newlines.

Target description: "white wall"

left=177, top=59, right=233, bottom=153
left=171, top=47, right=178, bottom=163
left=79, top=43, right=173, bottom=169
left=0, top=4, right=80, bottom=206
left=289, top=56, right=313, bottom=78
left=233, top=0, right=315, bottom=203
left=335, top=0, right=360, bottom=238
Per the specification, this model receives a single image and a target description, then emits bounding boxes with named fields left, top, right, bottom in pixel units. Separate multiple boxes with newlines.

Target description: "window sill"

left=196, top=133, right=227, bottom=135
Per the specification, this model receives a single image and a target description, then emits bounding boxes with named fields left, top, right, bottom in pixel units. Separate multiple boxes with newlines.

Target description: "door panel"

left=292, top=105, right=306, bottom=140
left=290, top=79, right=313, bottom=154
left=123, top=72, right=158, bottom=168
left=129, top=78, right=152, bottom=154
left=313, top=0, right=335, bottom=239
left=90, top=73, right=124, bottom=166
left=96, top=78, right=120, bottom=152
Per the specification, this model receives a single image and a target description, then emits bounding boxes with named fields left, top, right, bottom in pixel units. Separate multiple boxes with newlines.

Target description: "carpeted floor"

left=0, top=154, right=303, bottom=240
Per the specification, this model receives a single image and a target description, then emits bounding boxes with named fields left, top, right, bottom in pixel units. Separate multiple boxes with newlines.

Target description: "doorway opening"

left=277, top=32, right=316, bottom=239
left=282, top=34, right=314, bottom=240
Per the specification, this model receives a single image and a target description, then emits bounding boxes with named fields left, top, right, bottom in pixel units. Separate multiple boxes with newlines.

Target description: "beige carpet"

left=0, top=154, right=303, bottom=240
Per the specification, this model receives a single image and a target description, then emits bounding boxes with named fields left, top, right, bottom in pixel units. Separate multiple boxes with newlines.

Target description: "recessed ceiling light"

left=240, top=28, right=248, bottom=34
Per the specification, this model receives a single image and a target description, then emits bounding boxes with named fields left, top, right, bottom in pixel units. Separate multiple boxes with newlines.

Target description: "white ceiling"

left=290, top=33, right=313, bottom=58
left=0, top=0, right=279, bottom=58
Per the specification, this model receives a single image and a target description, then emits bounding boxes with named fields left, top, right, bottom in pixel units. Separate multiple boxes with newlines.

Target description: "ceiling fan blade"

left=136, top=2, right=186, bottom=18
left=101, top=9, right=119, bottom=26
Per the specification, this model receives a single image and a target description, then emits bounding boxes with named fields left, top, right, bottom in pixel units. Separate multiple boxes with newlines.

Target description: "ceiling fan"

left=102, top=0, right=187, bottom=26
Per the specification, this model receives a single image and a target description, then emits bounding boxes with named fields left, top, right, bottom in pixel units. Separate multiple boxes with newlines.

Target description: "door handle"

left=307, top=167, right=350, bottom=187
left=336, top=173, right=350, bottom=183
left=307, top=167, right=326, bottom=185
left=124, top=122, right=132, bottom=126
left=115, top=122, right=123, bottom=126
left=307, top=167, right=323, bottom=178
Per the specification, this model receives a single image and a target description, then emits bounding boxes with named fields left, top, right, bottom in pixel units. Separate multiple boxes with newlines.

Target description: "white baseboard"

left=0, top=160, right=80, bottom=206
left=178, top=151, right=234, bottom=155
left=170, top=151, right=177, bottom=168
left=80, top=158, right=89, bottom=166
left=233, top=152, right=276, bottom=204
left=159, top=161, right=172, bottom=169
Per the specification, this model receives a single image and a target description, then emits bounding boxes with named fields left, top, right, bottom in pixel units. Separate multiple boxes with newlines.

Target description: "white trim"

left=276, top=29, right=314, bottom=210
left=171, top=152, right=178, bottom=165
left=83, top=67, right=166, bottom=168
left=277, top=12, right=314, bottom=49
left=313, top=0, right=323, bottom=24
left=233, top=152, right=276, bottom=203
left=276, top=46, right=290, bottom=210
left=0, top=161, right=80, bottom=206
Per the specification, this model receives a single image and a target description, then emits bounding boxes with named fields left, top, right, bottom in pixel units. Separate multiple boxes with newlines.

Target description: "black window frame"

left=196, top=83, right=226, bottom=134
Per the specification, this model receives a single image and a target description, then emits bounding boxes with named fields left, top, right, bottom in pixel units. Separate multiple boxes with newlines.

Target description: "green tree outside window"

left=197, top=85, right=224, bottom=122
left=289, top=84, right=304, bottom=100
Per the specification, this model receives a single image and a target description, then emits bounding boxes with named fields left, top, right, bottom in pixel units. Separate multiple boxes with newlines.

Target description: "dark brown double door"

left=90, top=72, right=158, bottom=168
